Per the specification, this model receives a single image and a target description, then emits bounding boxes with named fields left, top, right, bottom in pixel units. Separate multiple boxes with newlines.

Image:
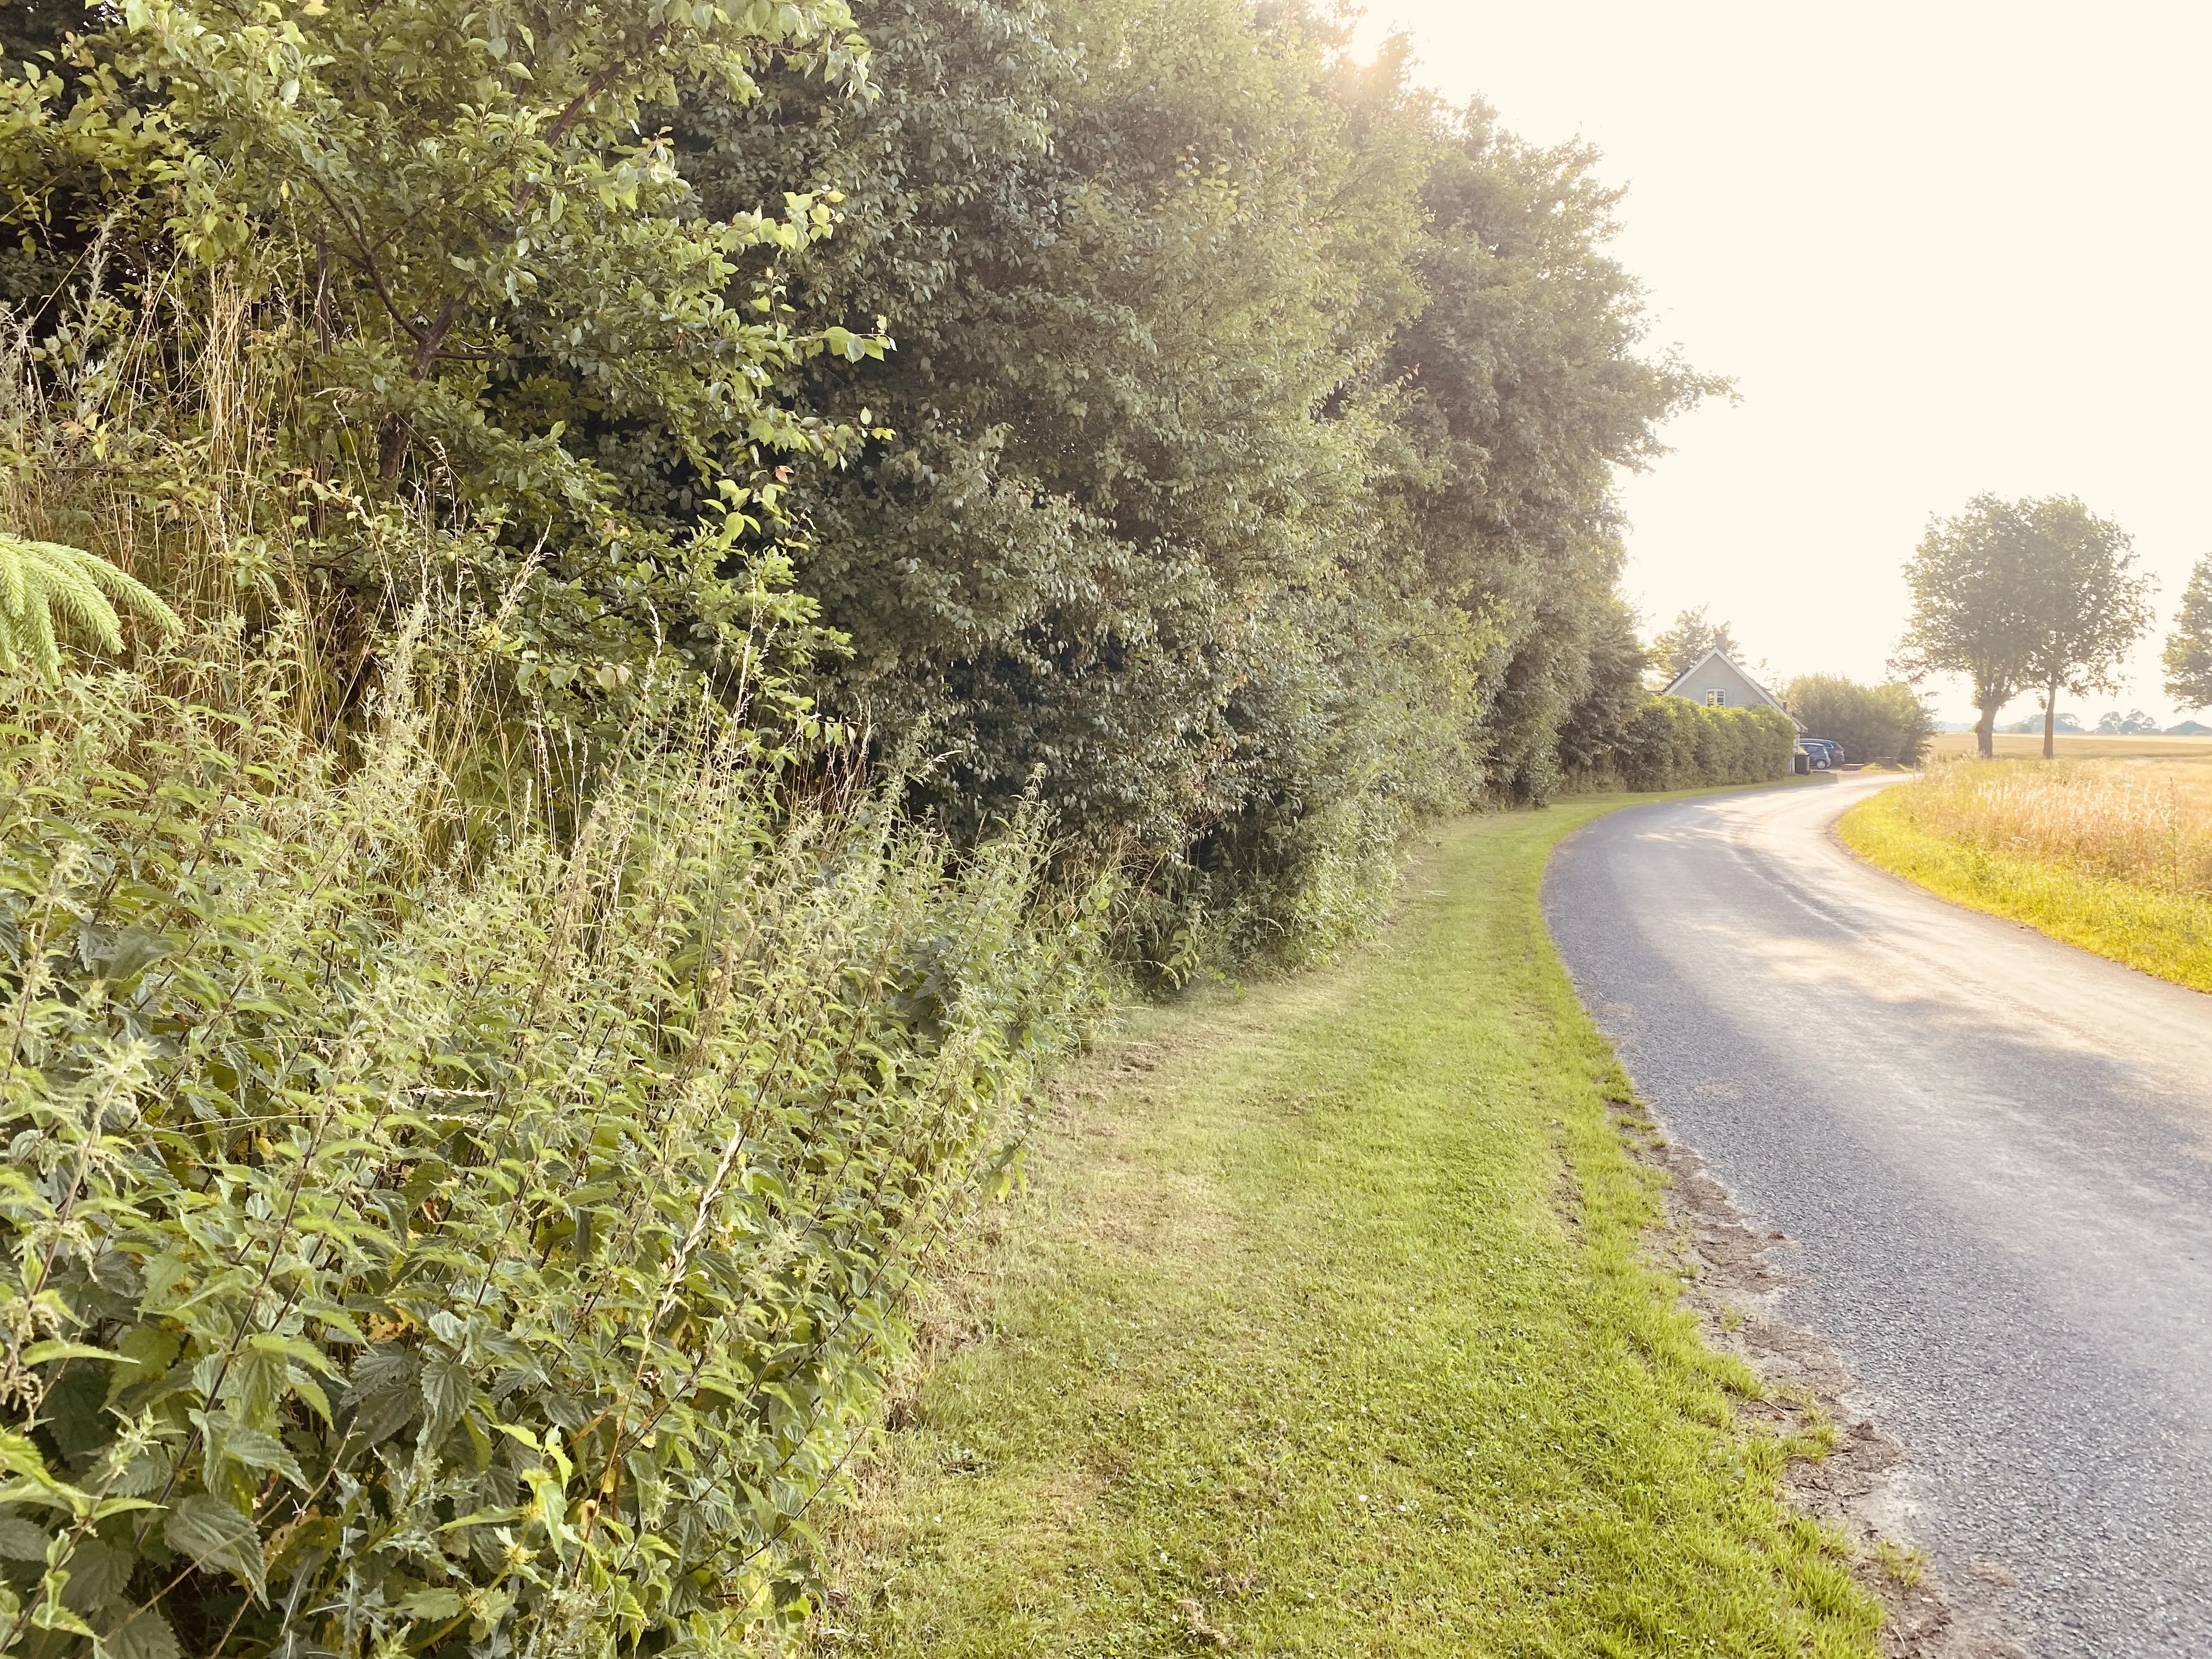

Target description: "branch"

left=303, top=170, right=425, bottom=351
left=515, top=25, right=672, bottom=217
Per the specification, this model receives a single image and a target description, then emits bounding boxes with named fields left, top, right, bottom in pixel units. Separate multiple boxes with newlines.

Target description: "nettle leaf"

left=57, top=1537, right=134, bottom=1613
left=0, top=1516, right=50, bottom=1560
left=245, top=1333, right=339, bottom=1376
left=162, top=1494, right=264, bottom=1593
left=104, top=1607, right=184, bottom=1659
left=197, top=1413, right=307, bottom=1489
left=421, top=1356, right=475, bottom=1436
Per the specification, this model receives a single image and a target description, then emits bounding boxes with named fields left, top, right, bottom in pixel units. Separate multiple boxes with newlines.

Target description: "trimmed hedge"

left=1612, top=698, right=1798, bottom=791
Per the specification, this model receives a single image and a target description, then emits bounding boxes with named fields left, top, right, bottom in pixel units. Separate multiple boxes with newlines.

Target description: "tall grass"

left=1882, top=758, right=2212, bottom=896
left=1838, top=758, right=2212, bottom=991
left=0, top=269, right=1111, bottom=1653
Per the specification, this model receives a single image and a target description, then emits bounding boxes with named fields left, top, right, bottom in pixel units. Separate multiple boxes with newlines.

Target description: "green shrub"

left=1611, top=698, right=1796, bottom=791
left=1780, top=675, right=1936, bottom=766
left=0, top=650, right=1107, bottom=1655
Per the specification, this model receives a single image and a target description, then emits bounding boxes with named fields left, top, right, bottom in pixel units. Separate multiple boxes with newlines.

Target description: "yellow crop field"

left=1839, top=755, right=2212, bottom=990
left=1925, top=731, right=2212, bottom=761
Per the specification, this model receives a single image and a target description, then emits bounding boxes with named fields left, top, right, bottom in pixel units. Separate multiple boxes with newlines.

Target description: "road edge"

left=1540, top=786, right=2018, bottom=1659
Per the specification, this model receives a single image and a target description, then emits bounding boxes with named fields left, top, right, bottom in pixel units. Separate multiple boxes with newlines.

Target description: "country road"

left=1543, top=775, right=2212, bottom=1658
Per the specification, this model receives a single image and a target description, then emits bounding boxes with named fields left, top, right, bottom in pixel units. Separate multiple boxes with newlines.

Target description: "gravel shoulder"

left=1543, top=775, right=2212, bottom=1659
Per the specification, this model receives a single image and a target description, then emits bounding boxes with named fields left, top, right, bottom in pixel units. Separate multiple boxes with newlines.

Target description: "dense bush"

left=1, top=0, right=887, bottom=714
left=1780, top=675, right=1936, bottom=766
left=1610, top=698, right=1797, bottom=791
left=674, top=0, right=1706, bottom=933
left=0, top=0, right=1712, bottom=966
left=0, top=650, right=1105, bottom=1653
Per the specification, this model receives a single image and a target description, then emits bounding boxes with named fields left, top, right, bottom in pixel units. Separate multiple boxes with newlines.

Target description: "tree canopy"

left=2, top=0, right=1713, bottom=951
left=2011, top=498, right=2151, bottom=758
left=1651, top=606, right=1741, bottom=682
left=2164, top=553, right=2212, bottom=710
left=1896, top=496, right=2045, bottom=757
left=662, top=0, right=1713, bottom=944
left=1780, top=674, right=1935, bottom=767
left=1896, top=494, right=2147, bottom=759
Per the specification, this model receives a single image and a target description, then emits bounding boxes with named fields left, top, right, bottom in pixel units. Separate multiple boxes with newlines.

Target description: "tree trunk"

left=2043, top=685, right=2058, bottom=759
left=1976, top=702, right=1997, bottom=758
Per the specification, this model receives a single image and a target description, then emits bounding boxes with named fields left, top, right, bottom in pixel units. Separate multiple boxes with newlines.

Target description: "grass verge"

left=1838, top=781, right=2212, bottom=992
left=810, top=792, right=1880, bottom=1657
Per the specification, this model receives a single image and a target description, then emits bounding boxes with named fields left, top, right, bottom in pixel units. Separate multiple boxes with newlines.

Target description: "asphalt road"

left=1543, top=775, right=2212, bottom=1658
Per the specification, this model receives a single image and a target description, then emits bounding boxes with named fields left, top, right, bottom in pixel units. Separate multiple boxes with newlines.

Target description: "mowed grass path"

left=816, top=795, right=1878, bottom=1657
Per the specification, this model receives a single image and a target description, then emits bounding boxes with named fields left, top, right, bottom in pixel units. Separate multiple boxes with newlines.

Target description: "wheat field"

left=1841, top=754, right=2212, bottom=989
left=1900, top=756, right=2212, bottom=893
left=1925, top=732, right=2212, bottom=761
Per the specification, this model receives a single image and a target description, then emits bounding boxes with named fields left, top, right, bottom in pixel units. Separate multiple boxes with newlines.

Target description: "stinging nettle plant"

left=0, top=640, right=1110, bottom=1657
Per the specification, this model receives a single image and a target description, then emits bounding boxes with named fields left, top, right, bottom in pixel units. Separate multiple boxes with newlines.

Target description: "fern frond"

left=0, top=534, right=184, bottom=682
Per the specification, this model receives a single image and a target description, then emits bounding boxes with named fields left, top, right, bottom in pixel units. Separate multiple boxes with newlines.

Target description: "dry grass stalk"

left=1897, top=757, right=2212, bottom=897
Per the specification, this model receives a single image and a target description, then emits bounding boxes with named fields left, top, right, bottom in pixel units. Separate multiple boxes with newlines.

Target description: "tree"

left=1380, top=109, right=1721, bottom=800
left=1895, top=496, right=2044, bottom=758
left=1780, top=674, right=1936, bottom=767
left=1555, top=593, right=1653, bottom=777
left=2013, top=497, right=2152, bottom=758
left=1651, top=606, right=1740, bottom=682
left=2094, top=708, right=2160, bottom=735
left=2, top=0, right=882, bottom=702
left=677, top=0, right=1709, bottom=926
left=2163, top=553, right=2212, bottom=709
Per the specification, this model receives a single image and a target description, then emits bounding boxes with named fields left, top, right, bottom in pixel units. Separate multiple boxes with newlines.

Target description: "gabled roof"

left=1660, top=647, right=1803, bottom=729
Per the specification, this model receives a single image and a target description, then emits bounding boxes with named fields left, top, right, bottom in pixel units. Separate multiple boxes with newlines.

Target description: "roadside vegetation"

left=811, top=795, right=1879, bottom=1657
left=0, top=0, right=1799, bottom=1651
left=1840, top=757, right=2212, bottom=990
left=1779, top=676, right=1934, bottom=768
left=1925, top=732, right=2212, bottom=760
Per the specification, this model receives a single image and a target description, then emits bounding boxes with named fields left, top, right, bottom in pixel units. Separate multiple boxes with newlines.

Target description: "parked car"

left=1801, top=738, right=1844, bottom=770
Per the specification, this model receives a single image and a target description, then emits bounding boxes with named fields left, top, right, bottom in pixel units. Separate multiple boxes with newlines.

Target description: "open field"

left=1926, top=732, right=2212, bottom=760
left=1840, top=757, right=2212, bottom=991
left=810, top=790, right=1880, bottom=1657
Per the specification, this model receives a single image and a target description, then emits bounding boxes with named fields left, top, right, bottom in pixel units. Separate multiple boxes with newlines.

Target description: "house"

left=1660, top=648, right=1805, bottom=732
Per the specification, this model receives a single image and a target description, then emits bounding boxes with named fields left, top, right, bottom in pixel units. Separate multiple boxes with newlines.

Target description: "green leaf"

left=198, top=1414, right=306, bottom=1489
left=246, top=1333, right=338, bottom=1375
left=162, top=1494, right=263, bottom=1593
left=396, top=1588, right=467, bottom=1620
left=21, top=1342, right=120, bottom=1368
left=421, top=1356, right=474, bottom=1435
left=104, top=1607, right=184, bottom=1659
left=0, top=1517, right=48, bottom=1560
left=30, top=1575, right=96, bottom=1638
left=57, top=1538, right=133, bottom=1613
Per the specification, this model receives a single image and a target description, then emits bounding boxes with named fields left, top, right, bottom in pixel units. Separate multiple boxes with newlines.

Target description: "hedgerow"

left=1608, top=698, right=1797, bottom=791
left=0, top=0, right=1735, bottom=1648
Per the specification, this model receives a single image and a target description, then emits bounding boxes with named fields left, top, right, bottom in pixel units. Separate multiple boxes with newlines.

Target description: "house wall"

left=1666, top=659, right=1768, bottom=711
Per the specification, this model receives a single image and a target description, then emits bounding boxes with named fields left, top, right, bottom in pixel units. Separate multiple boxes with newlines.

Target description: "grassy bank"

left=811, top=792, right=1878, bottom=1657
left=1839, top=763, right=2212, bottom=992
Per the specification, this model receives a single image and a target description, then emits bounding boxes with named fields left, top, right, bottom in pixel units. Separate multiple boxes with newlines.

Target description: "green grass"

left=812, top=793, right=1881, bottom=1657
left=1838, top=783, right=2212, bottom=991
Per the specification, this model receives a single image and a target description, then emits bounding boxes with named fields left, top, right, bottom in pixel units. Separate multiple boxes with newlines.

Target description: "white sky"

left=1350, top=1, right=2212, bottom=728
